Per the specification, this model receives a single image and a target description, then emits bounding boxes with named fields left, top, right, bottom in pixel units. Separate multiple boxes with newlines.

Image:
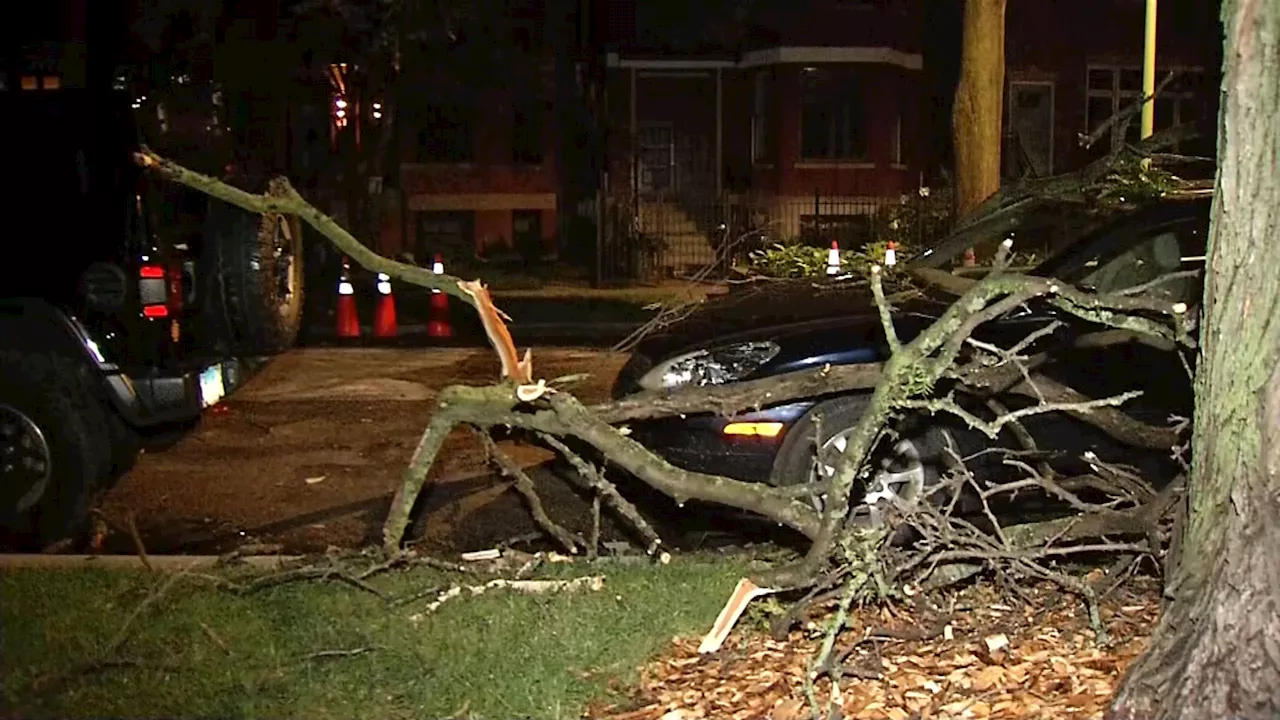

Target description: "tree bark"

left=1109, top=1, right=1280, bottom=717
left=951, top=0, right=1007, bottom=218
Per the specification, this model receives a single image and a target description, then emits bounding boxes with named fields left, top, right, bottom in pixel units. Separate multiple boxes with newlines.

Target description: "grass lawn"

left=0, top=555, right=752, bottom=719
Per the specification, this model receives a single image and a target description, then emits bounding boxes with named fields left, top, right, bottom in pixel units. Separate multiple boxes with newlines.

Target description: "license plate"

left=199, top=364, right=226, bottom=408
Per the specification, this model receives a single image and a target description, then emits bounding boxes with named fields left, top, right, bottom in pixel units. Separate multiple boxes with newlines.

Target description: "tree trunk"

left=1108, top=1, right=1280, bottom=718
left=951, top=0, right=1006, bottom=219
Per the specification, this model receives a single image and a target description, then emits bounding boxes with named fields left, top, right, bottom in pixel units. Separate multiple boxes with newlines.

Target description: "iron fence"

left=595, top=190, right=954, bottom=284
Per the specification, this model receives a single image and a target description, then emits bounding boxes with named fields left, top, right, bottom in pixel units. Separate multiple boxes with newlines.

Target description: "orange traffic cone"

left=373, top=272, right=398, bottom=337
left=427, top=254, right=453, bottom=338
left=336, top=257, right=361, bottom=338
left=826, top=240, right=841, bottom=276
left=884, top=240, right=898, bottom=267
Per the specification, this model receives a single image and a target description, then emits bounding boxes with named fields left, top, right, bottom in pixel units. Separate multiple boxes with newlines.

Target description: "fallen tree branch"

left=383, top=384, right=822, bottom=554
left=134, top=148, right=480, bottom=309
left=592, top=362, right=883, bottom=424
left=902, top=389, right=1143, bottom=440
left=137, top=147, right=1194, bottom=631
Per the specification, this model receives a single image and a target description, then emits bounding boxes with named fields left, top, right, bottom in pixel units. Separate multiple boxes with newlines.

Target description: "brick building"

left=600, top=0, right=1222, bottom=276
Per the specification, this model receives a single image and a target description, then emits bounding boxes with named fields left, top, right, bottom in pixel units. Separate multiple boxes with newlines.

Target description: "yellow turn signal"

left=723, top=422, right=784, bottom=438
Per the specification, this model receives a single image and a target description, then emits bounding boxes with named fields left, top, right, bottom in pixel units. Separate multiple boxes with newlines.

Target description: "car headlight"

left=638, top=341, right=780, bottom=391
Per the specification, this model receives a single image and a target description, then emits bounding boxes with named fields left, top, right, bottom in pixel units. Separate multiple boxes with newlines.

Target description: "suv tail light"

left=138, top=264, right=170, bottom=318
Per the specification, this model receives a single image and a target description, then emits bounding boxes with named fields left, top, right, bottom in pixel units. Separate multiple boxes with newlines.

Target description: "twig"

left=806, top=570, right=871, bottom=718
left=869, top=265, right=901, bottom=353
left=901, top=390, right=1143, bottom=440
left=475, top=427, right=582, bottom=555
left=125, top=512, right=153, bottom=573
left=200, top=622, right=232, bottom=655
left=1078, top=70, right=1179, bottom=150
left=390, top=585, right=444, bottom=608
left=218, top=563, right=389, bottom=600
left=411, top=576, right=607, bottom=617
left=29, top=565, right=193, bottom=695
left=303, top=647, right=377, bottom=662
left=538, top=434, right=667, bottom=560
left=588, top=491, right=602, bottom=561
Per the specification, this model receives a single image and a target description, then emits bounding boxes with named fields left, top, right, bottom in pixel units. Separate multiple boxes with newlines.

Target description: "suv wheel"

left=0, top=351, right=113, bottom=548
left=200, top=199, right=305, bottom=355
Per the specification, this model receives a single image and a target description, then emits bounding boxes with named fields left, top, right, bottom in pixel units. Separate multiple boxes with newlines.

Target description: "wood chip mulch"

left=585, top=578, right=1161, bottom=720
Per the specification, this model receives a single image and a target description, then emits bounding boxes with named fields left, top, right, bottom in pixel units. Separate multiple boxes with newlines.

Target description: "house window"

left=752, top=70, right=772, bottom=164
left=800, top=68, right=869, bottom=161
left=416, top=103, right=475, bottom=162
left=512, top=97, right=543, bottom=164
left=1085, top=65, right=1204, bottom=156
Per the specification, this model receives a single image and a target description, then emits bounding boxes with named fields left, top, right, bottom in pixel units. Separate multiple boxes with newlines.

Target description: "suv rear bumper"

left=103, top=358, right=254, bottom=428
left=1, top=299, right=265, bottom=430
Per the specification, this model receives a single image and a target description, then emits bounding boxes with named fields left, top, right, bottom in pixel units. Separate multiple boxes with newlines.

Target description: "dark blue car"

left=611, top=193, right=1210, bottom=520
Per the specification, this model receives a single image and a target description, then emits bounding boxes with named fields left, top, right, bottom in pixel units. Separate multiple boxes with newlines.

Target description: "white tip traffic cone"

left=431, top=255, right=444, bottom=294
left=826, top=240, right=841, bottom=276
left=885, top=241, right=897, bottom=267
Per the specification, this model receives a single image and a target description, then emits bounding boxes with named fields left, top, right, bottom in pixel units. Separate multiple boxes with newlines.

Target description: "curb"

left=0, top=554, right=302, bottom=571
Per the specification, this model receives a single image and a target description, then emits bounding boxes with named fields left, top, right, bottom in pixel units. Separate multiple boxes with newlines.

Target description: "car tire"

left=0, top=351, right=114, bottom=548
left=200, top=198, right=305, bottom=356
left=770, top=395, right=953, bottom=530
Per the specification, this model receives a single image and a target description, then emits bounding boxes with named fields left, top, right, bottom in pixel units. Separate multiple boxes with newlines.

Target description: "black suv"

left=0, top=89, right=305, bottom=547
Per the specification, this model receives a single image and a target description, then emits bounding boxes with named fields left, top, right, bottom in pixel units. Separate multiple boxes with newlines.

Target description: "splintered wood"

left=585, top=581, right=1160, bottom=720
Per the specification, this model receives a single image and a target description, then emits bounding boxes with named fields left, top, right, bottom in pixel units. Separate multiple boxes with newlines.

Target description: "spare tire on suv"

left=200, top=199, right=305, bottom=356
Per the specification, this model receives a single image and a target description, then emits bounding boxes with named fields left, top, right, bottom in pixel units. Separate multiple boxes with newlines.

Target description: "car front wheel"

left=770, top=395, right=954, bottom=529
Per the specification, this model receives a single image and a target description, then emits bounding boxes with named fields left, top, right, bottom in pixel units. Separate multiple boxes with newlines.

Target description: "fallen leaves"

left=585, top=580, right=1161, bottom=720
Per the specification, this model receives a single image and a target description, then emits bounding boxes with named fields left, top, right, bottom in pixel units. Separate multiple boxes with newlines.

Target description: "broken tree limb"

left=592, top=362, right=884, bottom=424
left=381, top=383, right=823, bottom=555
left=1004, top=375, right=1181, bottom=450
left=764, top=257, right=1194, bottom=590
left=476, top=429, right=582, bottom=555
left=134, top=148, right=482, bottom=310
